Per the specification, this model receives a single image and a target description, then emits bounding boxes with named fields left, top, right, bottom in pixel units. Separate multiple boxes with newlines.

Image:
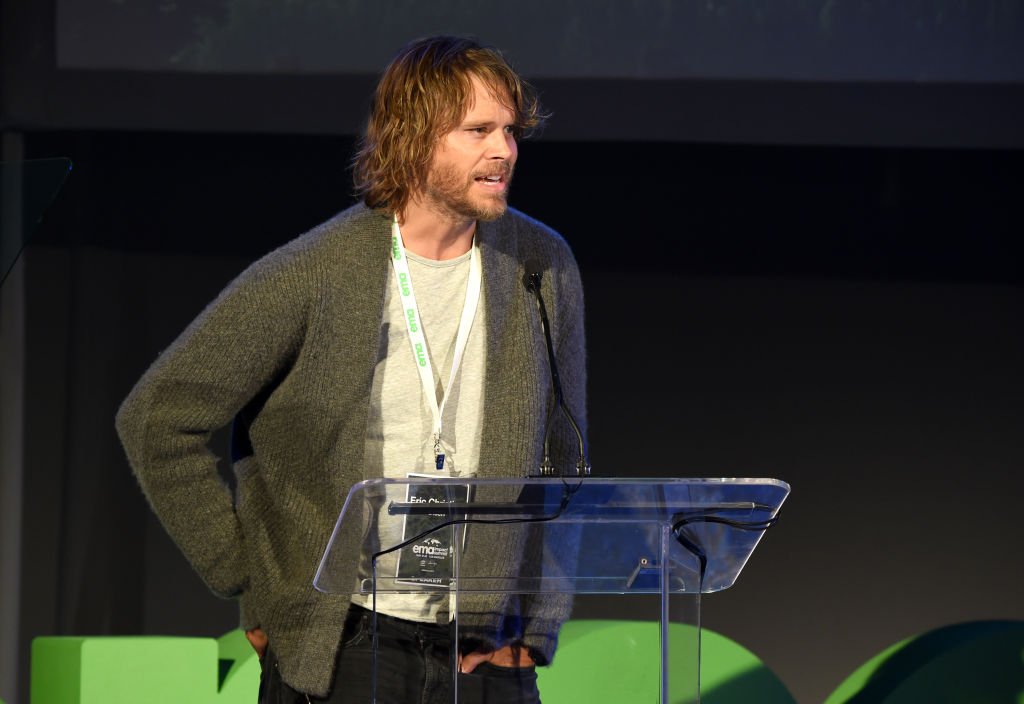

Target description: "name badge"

left=395, top=476, right=470, bottom=586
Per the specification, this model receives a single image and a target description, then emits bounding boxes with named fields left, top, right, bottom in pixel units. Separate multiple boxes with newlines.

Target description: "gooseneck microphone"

left=523, top=259, right=590, bottom=477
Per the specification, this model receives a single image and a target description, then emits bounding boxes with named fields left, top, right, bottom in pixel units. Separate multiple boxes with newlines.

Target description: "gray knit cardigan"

left=115, top=203, right=587, bottom=696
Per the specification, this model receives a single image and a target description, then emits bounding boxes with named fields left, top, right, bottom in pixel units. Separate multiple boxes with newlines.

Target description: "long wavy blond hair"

left=353, top=36, right=547, bottom=215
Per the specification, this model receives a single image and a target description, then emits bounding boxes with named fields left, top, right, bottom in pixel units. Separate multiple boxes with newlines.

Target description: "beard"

left=423, top=162, right=513, bottom=223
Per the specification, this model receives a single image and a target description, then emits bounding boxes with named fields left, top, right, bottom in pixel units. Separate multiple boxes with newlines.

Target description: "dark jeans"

left=259, top=605, right=541, bottom=704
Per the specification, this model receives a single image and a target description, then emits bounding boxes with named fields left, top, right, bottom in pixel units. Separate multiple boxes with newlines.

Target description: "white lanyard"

left=390, top=215, right=482, bottom=470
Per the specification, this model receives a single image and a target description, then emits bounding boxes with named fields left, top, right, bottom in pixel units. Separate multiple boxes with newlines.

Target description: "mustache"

left=471, top=163, right=514, bottom=180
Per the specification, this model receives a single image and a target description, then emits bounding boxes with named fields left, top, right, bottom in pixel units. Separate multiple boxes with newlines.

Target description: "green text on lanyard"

left=390, top=215, right=482, bottom=471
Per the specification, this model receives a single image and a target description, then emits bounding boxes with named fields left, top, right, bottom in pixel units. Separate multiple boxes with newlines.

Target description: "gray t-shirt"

left=354, top=248, right=485, bottom=621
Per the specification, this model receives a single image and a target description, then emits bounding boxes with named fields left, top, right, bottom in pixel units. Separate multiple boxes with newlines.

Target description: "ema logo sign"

left=412, top=538, right=452, bottom=558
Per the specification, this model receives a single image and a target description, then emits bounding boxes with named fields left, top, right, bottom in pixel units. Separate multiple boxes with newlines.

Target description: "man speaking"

left=117, top=36, right=586, bottom=703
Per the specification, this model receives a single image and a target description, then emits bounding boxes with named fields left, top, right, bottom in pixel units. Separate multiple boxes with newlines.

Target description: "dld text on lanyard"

left=391, top=214, right=482, bottom=471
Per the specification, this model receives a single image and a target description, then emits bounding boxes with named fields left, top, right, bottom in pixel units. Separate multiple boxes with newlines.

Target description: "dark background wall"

left=3, top=2, right=1024, bottom=703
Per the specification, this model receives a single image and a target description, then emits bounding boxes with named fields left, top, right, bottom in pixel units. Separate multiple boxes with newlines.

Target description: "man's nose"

left=487, top=131, right=516, bottom=160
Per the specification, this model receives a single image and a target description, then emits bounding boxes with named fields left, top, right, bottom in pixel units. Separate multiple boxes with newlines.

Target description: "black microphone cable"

left=670, top=508, right=780, bottom=591
left=368, top=479, right=582, bottom=625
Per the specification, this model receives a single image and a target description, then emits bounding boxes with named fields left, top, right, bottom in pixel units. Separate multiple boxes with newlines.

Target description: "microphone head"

left=523, top=259, right=544, bottom=293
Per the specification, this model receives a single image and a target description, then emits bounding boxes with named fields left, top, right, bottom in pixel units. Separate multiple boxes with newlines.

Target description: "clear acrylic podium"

left=314, top=477, right=789, bottom=704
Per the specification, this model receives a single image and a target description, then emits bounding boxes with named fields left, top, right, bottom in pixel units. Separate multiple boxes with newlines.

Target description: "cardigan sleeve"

left=115, top=244, right=315, bottom=598
left=551, top=245, right=588, bottom=472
